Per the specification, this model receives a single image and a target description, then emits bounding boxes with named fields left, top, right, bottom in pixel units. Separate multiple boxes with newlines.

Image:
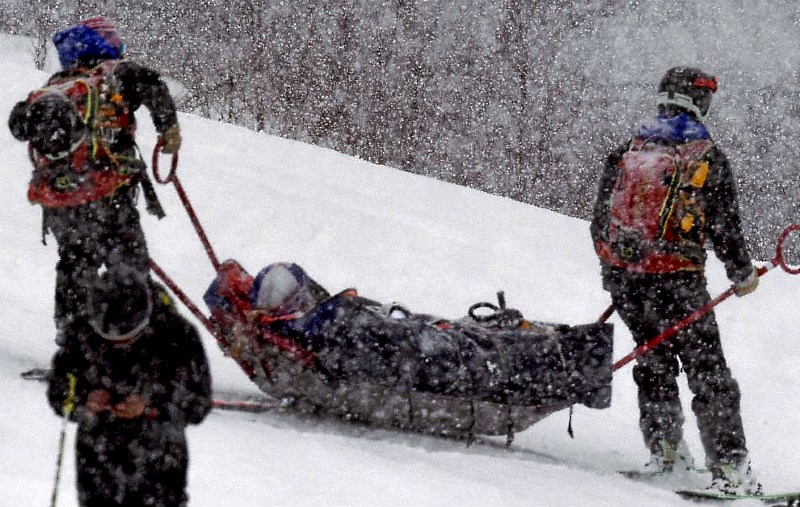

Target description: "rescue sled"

left=202, top=259, right=613, bottom=439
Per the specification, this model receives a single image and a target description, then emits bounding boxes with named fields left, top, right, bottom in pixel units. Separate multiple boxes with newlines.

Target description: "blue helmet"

left=53, top=17, right=125, bottom=69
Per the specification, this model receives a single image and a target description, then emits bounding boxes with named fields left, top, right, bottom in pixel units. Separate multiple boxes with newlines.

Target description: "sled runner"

left=202, top=259, right=613, bottom=439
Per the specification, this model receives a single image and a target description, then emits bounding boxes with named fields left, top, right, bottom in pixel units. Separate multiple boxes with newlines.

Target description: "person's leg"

left=131, top=428, right=189, bottom=507
left=671, top=279, right=759, bottom=492
left=46, top=206, right=103, bottom=343
left=611, top=279, right=685, bottom=457
left=76, top=429, right=120, bottom=507
left=680, top=312, right=748, bottom=469
left=632, top=353, right=684, bottom=453
left=96, top=187, right=150, bottom=274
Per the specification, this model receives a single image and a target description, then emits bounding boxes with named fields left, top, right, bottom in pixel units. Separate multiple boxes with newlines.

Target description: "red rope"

left=149, top=260, right=280, bottom=386
left=149, top=259, right=228, bottom=347
left=151, top=141, right=220, bottom=271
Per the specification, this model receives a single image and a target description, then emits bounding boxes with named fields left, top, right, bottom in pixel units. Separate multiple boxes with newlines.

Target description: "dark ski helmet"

left=657, top=67, right=718, bottom=121
left=87, top=267, right=153, bottom=345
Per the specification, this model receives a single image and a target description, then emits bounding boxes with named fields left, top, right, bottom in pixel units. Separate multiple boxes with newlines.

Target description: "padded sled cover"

left=205, top=261, right=614, bottom=436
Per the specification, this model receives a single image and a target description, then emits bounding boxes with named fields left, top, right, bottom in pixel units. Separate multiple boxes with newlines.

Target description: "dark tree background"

left=3, top=0, right=798, bottom=260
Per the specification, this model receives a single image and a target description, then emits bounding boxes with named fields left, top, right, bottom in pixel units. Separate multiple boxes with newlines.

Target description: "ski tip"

left=20, top=367, right=50, bottom=382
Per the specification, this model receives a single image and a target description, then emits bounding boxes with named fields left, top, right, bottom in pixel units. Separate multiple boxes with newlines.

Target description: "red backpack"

left=25, top=60, right=134, bottom=208
left=596, top=137, right=714, bottom=273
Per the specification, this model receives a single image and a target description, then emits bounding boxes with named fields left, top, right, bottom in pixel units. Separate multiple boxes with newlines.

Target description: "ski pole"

left=612, top=223, right=800, bottom=371
left=151, top=140, right=221, bottom=271
left=51, top=373, right=77, bottom=507
left=50, top=418, right=68, bottom=507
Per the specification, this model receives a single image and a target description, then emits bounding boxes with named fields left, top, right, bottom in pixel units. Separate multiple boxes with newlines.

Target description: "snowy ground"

left=1, top=35, right=799, bottom=506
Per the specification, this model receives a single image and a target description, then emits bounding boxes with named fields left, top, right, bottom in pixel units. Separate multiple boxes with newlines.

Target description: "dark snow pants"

left=604, top=268, right=749, bottom=469
left=43, top=185, right=149, bottom=335
left=76, top=420, right=189, bottom=507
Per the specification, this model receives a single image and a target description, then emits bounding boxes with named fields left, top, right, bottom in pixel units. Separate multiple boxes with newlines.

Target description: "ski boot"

left=708, top=460, right=762, bottom=496
left=644, top=439, right=696, bottom=474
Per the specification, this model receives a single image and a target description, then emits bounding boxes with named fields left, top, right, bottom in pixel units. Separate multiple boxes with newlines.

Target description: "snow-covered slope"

left=1, top=37, right=798, bottom=506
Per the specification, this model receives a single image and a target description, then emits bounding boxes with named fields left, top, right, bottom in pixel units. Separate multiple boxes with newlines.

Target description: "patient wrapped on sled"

left=204, top=259, right=613, bottom=438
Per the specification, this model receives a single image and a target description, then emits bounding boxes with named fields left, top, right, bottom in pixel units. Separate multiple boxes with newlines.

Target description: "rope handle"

left=468, top=291, right=506, bottom=322
left=773, top=223, right=800, bottom=275
left=151, top=138, right=178, bottom=184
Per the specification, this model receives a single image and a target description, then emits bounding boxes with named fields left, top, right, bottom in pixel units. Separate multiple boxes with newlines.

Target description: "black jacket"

left=47, top=284, right=212, bottom=429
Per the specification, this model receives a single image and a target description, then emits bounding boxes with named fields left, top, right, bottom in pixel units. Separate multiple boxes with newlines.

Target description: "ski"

left=620, top=468, right=800, bottom=505
left=21, top=367, right=49, bottom=382
left=619, top=468, right=710, bottom=480
left=618, top=466, right=711, bottom=493
left=211, top=398, right=280, bottom=412
left=677, top=489, right=800, bottom=505
left=22, top=368, right=279, bottom=413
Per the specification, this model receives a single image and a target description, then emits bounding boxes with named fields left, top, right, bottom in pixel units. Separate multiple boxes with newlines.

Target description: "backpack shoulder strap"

left=676, top=139, right=715, bottom=189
